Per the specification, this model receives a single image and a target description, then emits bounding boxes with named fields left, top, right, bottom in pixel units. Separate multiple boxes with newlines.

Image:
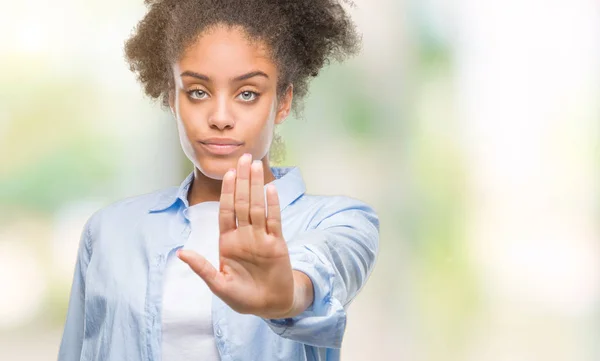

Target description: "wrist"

left=286, top=270, right=314, bottom=318
left=289, top=270, right=314, bottom=317
left=262, top=271, right=314, bottom=319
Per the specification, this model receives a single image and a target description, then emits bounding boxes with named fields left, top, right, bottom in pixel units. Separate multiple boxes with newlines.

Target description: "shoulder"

left=296, top=193, right=379, bottom=231
left=83, top=186, right=178, bottom=235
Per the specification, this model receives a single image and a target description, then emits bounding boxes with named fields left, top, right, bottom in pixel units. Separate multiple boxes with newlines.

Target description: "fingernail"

left=243, top=153, right=252, bottom=160
left=252, top=160, right=261, bottom=166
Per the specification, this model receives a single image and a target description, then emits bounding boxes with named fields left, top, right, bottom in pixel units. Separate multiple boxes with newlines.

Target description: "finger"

left=235, top=153, right=252, bottom=227
left=265, top=183, right=282, bottom=238
left=250, top=160, right=266, bottom=230
left=219, top=168, right=237, bottom=234
left=178, top=250, right=224, bottom=294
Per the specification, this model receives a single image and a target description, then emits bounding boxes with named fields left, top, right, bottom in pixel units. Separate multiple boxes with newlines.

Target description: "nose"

left=208, top=95, right=234, bottom=130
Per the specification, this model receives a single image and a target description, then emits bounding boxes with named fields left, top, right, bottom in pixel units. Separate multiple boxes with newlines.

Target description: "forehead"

left=176, top=25, right=276, bottom=78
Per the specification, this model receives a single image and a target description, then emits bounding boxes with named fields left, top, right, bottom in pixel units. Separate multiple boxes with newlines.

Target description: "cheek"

left=176, top=100, right=203, bottom=137
left=176, top=117, right=190, bottom=143
left=175, top=116, right=195, bottom=163
left=174, top=97, right=201, bottom=158
left=249, top=101, right=277, bottom=152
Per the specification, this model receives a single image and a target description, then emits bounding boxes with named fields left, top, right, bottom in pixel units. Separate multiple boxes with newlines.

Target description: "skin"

left=169, top=24, right=314, bottom=319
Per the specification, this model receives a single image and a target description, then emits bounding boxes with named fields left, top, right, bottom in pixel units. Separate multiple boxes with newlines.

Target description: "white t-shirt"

left=161, top=201, right=221, bottom=361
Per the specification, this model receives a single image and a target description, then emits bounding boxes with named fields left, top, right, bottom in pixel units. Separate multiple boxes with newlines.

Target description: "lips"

left=198, top=139, right=243, bottom=155
left=200, top=137, right=243, bottom=145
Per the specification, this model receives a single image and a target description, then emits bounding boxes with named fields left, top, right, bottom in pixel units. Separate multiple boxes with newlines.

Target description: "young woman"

left=58, top=1, right=379, bottom=360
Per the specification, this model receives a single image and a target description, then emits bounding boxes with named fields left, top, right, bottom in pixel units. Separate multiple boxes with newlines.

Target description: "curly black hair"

left=124, top=0, right=361, bottom=113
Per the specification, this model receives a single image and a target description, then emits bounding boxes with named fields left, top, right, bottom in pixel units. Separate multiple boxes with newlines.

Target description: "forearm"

left=260, top=246, right=349, bottom=348
left=260, top=198, right=379, bottom=348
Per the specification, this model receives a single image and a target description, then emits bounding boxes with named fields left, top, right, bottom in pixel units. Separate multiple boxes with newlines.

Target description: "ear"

left=168, top=90, right=176, bottom=116
left=275, top=84, right=293, bottom=125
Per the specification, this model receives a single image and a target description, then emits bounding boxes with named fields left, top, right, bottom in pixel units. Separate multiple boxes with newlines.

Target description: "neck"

left=187, top=157, right=276, bottom=206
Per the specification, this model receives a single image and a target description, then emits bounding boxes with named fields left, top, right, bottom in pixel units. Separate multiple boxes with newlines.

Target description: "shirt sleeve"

left=57, top=217, right=94, bottom=361
left=262, top=196, right=380, bottom=348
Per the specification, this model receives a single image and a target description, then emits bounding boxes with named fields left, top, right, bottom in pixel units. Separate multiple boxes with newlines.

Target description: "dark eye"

left=238, top=91, right=258, bottom=102
left=188, top=89, right=208, bottom=100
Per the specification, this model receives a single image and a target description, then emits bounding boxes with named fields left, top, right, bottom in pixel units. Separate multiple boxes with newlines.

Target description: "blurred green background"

left=1, top=0, right=599, bottom=360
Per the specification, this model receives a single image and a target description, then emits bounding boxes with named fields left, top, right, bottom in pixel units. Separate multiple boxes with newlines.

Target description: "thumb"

left=178, top=250, right=224, bottom=293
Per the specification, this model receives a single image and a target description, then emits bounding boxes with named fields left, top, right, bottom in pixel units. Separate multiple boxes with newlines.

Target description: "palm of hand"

left=178, top=154, right=295, bottom=319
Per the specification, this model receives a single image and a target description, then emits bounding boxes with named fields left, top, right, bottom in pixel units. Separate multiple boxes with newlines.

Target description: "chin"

left=193, top=157, right=238, bottom=180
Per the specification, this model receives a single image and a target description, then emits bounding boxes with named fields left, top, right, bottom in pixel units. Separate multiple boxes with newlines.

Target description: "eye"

left=237, top=91, right=259, bottom=102
left=187, top=89, right=208, bottom=100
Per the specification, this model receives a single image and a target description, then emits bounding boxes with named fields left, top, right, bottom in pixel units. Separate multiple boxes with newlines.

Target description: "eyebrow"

left=180, top=70, right=269, bottom=82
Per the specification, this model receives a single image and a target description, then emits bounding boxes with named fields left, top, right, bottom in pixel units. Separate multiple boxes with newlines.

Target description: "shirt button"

left=215, top=326, right=222, bottom=338
left=182, top=226, right=191, bottom=238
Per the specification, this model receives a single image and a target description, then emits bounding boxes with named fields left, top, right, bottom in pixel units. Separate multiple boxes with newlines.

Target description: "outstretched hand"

left=178, top=154, right=313, bottom=319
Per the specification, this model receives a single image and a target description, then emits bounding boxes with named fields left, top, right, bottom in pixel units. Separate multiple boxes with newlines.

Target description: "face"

left=169, top=25, right=293, bottom=180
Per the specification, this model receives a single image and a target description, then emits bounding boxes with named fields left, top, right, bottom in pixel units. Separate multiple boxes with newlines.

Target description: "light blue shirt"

left=58, top=166, right=379, bottom=361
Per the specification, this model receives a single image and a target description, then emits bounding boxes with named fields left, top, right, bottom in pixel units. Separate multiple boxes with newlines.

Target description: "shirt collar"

left=148, top=166, right=306, bottom=213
